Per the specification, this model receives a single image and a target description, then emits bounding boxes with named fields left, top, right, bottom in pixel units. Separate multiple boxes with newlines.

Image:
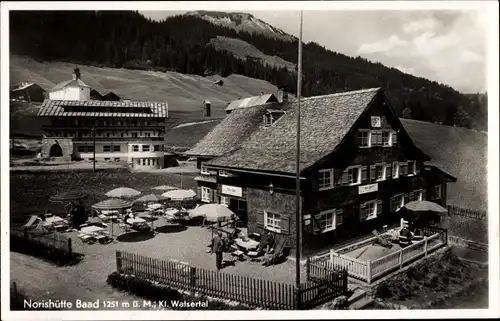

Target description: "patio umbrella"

left=105, top=187, right=141, bottom=199
left=134, top=194, right=168, bottom=203
left=151, top=185, right=178, bottom=191
left=188, top=204, right=235, bottom=222
left=401, top=201, right=446, bottom=228
left=92, top=198, right=134, bottom=210
left=49, top=191, right=88, bottom=202
left=161, top=189, right=196, bottom=201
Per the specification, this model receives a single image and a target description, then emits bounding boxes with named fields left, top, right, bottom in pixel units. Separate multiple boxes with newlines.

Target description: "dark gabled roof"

left=37, top=99, right=168, bottom=118
left=185, top=102, right=276, bottom=157
left=11, top=82, right=45, bottom=92
left=207, top=88, right=382, bottom=173
left=401, top=118, right=487, bottom=210
left=50, top=79, right=91, bottom=92
left=225, top=93, right=279, bottom=112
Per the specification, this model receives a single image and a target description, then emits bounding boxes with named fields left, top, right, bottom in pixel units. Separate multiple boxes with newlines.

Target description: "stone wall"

left=41, top=138, right=74, bottom=160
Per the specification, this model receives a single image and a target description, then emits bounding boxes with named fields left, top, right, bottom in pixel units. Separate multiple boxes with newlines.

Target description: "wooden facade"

left=193, top=92, right=456, bottom=256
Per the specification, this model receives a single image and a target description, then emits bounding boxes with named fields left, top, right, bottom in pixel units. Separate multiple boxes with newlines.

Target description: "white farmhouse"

left=49, top=68, right=91, bottom=101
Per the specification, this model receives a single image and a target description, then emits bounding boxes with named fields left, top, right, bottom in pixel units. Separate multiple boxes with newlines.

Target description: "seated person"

left=259, top=231, right=275, bottom=254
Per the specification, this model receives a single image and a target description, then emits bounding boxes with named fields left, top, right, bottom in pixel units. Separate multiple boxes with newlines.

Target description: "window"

left=143, top=145, right=150, bottom=152
left=87, top=146, right=94, bottom=152
left=103, top=145, right=111, bottom=152
left=113, top=145, right=120, bottom=152
left=316, top=211, right=335, bottom=232
left=374, top=163, right=386, bottom=181
left=131, top=132, right=138, bottom=138
left=360, top=200, right=378, bottom=220
left=147, top=159, right=151, bottom=166
left=237, top=200, right=247, bottom=211
left=347, top=166, right=361, bottom=185
left=219, top=170, right=229, bottom=177
left=201, top=187, right=212, bottom=203
left=154, top=145, right=160, bottom=152
left=434, top=185, right=442, bottom=200
left=77, top=146, right=86, bottom=153
left=407, top=160, right=416, bottom=176
left=264, top=111, right=285, bottom=126
left=392, top=194, right=405, bottom=211
left=399, top=162, right=408, bottom=177
left=412, top=189, right=423, bottom=201
left=144, top=132, right=152, bottom=137
left=106, top=133, right=111, bottom=138
left=132, top=145, right=139, bottom=152
left=120, top=133, right=124, bottom=137
left=319, top=169, right=334, bottom=190
left=382, top=130, right=392, bottom=146
left=200, top=165, right=210, bottom=175
left=264, top=114, right=273, bottom=126
left=265, top=211, right=281, bottom=233
left=220, top=196, right=230, bottom=207
left=104, top=158, right=110, bottom=161
left=358, top=129, right=371, bottom=147
left=392, top=161, right=399, bottom=178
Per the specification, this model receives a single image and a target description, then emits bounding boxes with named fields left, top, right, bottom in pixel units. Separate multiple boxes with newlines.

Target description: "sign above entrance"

left=358, top=183, right=378, bottom=195
left=221, top=184, right=243, bottom=197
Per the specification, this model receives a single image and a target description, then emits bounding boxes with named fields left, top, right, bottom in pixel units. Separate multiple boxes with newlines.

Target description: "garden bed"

left=373, top=248, right=489, bottom=309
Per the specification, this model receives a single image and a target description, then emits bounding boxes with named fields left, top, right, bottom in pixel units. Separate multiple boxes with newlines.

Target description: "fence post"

left=189, top=266, right=196, bottom=289
left=399, top=249, right=403, bottom=269
left=295, top=285, right=301, bottom=310
left=343, top=269, right=348, bottom=294
left=306, top=257, right=310, bottom=280
left=424, top=237, right=428, bottom=257
left=330, top=249, right=334, bottom=262
left=116, top=251, right=122, bottom=273
left=367, top=260, right=372, bottom=284
left=68, top=238, right=72, bottom=255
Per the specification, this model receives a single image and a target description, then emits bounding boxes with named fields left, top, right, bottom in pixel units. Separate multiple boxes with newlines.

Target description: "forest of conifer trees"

left=10, top=10, right=487, bottom=130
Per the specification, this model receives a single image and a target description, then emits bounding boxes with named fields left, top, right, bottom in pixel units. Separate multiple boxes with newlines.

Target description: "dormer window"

left=219, top=170, right=229, bottom=177
left=264, top=110, right=285, bottom=127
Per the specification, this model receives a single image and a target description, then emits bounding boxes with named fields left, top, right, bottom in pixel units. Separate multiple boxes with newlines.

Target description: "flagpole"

left=295, top=10, right=303, bottom=301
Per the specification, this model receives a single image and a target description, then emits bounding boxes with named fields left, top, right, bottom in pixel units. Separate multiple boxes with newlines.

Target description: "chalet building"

left=10, top=82, right=46, bottom=102
left=49, top=68, right=91, bottom=101
left=37, top=100, right=168, bottom=169
left=186, top=88, right=456, bottom=256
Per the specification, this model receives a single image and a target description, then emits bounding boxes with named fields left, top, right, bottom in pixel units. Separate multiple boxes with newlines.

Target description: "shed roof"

left=225, top=93, right=279, bottom=112
left=37, top=99, right=168, bottom=118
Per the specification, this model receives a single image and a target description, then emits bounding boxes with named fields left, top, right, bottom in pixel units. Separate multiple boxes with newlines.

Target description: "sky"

left=141, top=9, right=488, bottom=94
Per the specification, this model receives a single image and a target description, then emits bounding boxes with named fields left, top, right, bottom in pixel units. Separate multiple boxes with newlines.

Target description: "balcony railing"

left=70, top=137, right=165, bottom=142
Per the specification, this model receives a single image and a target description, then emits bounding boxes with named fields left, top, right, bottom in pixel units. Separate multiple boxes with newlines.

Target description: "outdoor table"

left=147, top=203, right=163, bottom=210
left=80, top=225, right=106, bottom=234
left=235, top=238, right=260, bottom=251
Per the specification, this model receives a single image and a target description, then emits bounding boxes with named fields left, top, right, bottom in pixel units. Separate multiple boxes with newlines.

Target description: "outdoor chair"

left=77, top=233, right=96, bottom=244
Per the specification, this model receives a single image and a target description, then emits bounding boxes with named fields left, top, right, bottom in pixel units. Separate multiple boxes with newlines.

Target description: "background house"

left=10, top=82, right=46, bottom=102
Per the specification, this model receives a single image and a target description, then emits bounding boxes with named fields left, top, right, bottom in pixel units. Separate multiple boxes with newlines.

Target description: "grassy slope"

left=10, top=55, right=279, bottom=136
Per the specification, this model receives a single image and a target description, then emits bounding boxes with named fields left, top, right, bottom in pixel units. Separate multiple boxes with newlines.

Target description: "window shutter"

left=369, top=165, right=376, bottom=181
left=197, top=186, right=201, bottom=200
left=403, top=164, right=408, bottom=176
left=386, top=163, right=392, bottom=179
left=376, top=200, right=382, bottom=215
left=312, top=214, right=321, bottom=235
left=390, top=197, right=395, bottom=211
left=342, top=171, right=349, bottom=185
left=256, top=211, right=265, bottom=228
left=280, top=215, right=290, bottom=235
left=359, top=204, right=367, bottom=221
left=392, top=131, right=397, bottom=146
left=361, top=166, right=368, bottom=183
left=416, top=162, right=420, bottom=175
left=356, top=130, right=362, bottom=146
left=409, top=192, right=415, bottom=202
left=404, top=193, right=409, bottom=205
left=399, top=163, right=404, bottom=177
left=334, top=169, right=342, bottom=186
left=422, top=190, right=427, bottom=201
left=209, top=189, right=214, bottom=203
left=336, top=209, right=343, bottom=226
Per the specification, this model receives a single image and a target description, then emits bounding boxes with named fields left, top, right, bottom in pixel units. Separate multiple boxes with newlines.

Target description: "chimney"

left=277, top=87, right=288, bottom=103
left=203, top=100, right=211, bottom=117
left=73, top=67, right=81, bottom=80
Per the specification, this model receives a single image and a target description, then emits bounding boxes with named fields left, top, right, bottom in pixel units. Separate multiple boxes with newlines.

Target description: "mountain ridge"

left=9, top=10, right=487, bottom=130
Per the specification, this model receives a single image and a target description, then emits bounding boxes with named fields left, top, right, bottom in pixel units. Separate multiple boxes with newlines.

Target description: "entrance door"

left=49, top=144, right=63, bottom=157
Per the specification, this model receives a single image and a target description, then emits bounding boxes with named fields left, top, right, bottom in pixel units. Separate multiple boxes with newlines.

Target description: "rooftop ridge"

left=301, top=87, right=381, bottom=101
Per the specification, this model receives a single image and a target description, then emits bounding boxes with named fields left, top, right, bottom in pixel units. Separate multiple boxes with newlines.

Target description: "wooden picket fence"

left=116, top=251, right=348, bottom=309
left=448, top=205, right=487, bottom=220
